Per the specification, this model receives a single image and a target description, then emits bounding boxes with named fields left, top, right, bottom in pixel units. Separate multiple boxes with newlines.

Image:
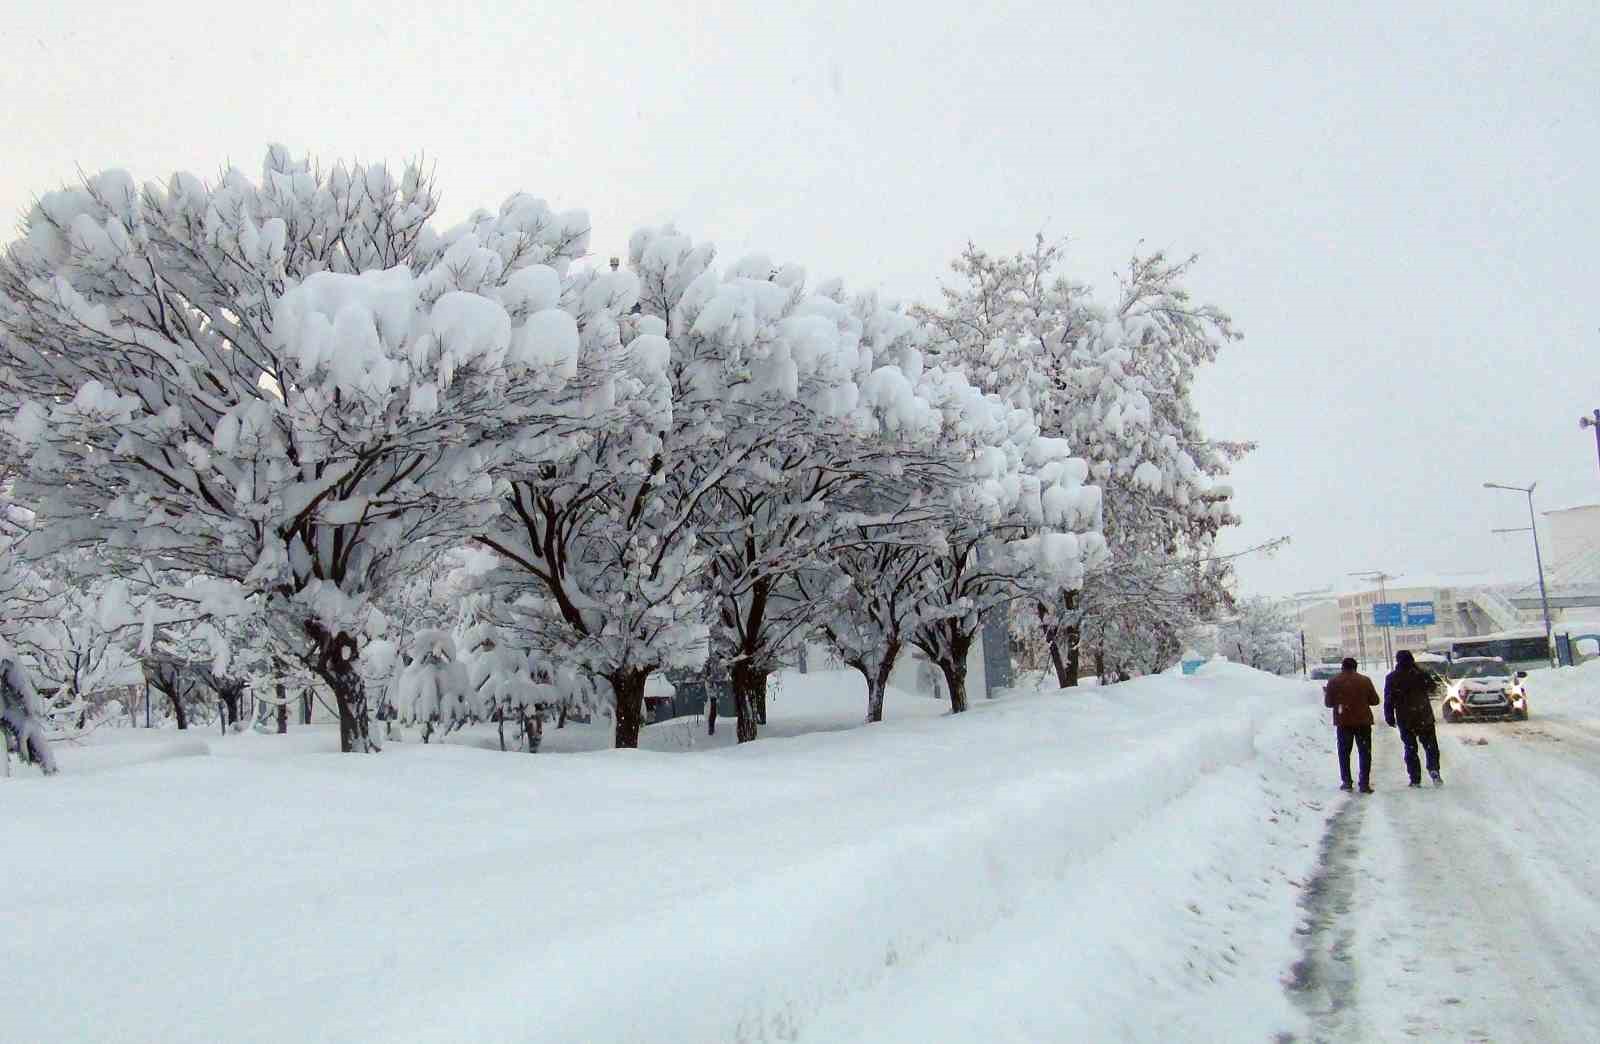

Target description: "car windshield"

left=1451, top=661, right=1510, bottom=680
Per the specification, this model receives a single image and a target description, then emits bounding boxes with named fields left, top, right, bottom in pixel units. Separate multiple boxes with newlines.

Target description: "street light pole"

left=1581, top=409, right=1600, bottom=477
left=1484, top=481, right=1556, bottom=667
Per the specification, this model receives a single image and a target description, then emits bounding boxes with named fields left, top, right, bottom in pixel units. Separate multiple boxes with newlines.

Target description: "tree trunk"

left=304, top=627, right=372, bottom=749
left=557, top=702, right=568, bottom=729
left=1094, top=647, right=1106, bottom=685
left=333, top=671, right=373, bottom=752
left=313, top=630, right=374, bottom=753
left=939, top=661, right=969, bottom=713
left=854, top=640, right=900, bottom=723
left=497, top=712, right=508, bottom=752
left=170, top=688, right=188, bottom=731
left=1042, top=593, right=1080, bottom=688
left=938, top=637, right=973, bottom=714
left=730, top=658, right=765, bottom=743
left=522, top=709, right=543, bottom=753
left=300, top=688, right=312, bottom=725
left=609, top=669, right=648, bottom=749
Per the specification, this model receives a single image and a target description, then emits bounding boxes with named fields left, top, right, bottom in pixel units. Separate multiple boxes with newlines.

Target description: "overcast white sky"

left=3, top=1, right=1596, bottom=597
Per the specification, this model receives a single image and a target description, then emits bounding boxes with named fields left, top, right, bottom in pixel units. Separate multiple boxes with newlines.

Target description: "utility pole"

left=1484, top=481, right=1557, bottom=667
left=1350, top=570, right=1396, bottom=669
left=1581, top=409, right=1600, bottom=477
left=1289, top=587, right=1334, bottom=675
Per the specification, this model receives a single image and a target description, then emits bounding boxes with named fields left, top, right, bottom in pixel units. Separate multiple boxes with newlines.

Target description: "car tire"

left=1514, top=708, right=1529, bottom=721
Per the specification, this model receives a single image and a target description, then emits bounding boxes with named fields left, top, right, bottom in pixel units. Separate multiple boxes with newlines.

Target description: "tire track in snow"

left=1283, top=794, right=1365, bottom=1042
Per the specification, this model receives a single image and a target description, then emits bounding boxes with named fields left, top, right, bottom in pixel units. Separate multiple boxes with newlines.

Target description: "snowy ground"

left=4, top=661, right=1597, bottom=1041
left=1290, top=660, right=1600, bottom=1043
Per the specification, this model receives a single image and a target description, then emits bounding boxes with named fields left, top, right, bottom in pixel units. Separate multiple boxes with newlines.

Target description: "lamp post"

left=1483, top=481, right=1556, bottom=667
left=1581, top=410, right=1600, bottom=477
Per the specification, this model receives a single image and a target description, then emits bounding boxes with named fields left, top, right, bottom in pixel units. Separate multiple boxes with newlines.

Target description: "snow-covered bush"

left=391, top=630, right=475, bottom=742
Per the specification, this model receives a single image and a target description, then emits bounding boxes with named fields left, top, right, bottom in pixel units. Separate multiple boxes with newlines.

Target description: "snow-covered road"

left=792, top=666, right=1600, bottom=1044
left=1299, top=701, right=1600, bottom=1044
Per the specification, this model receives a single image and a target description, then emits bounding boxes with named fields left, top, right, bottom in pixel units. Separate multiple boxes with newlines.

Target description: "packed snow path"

left=1290, top=708, right=1600, bottom=1043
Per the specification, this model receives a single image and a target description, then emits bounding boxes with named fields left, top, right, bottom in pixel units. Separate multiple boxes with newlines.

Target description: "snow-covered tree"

left=801, top=538, right=935, bottom=723
left=1217, top=596, right=1298, bottom=675
left=0, top=456, right=57, bottom=652
left=901, top=396, right=1104, bottom=712
left=920, top=238, right=1248, bottom=686
left=13, top=577, right=143, bottom=713
left=1, top=639, right=56, bottom=775
left=0, top=147, right=613, bottom=752
left=470, top=259, right=694, bottom=749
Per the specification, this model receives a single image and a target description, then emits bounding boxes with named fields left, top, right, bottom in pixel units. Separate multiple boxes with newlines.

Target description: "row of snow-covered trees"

left=0, top=147, right=1246, bottom=756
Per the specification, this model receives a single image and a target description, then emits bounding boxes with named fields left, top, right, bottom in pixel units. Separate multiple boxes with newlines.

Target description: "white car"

left=1439, top=657, right=1529, bottom=722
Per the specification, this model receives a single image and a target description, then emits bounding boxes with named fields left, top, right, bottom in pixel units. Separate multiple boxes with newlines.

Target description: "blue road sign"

left=1373, top=602, right=1403, bottom=627
left=1403, top=601, right=1436, bottom=626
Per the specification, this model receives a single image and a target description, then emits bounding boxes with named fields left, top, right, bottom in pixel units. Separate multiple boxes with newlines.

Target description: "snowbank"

left=1, top=663, right=1333, bottom=1042
left=442, top=668, right=946, bottom=753
left=1525, top=659, right=1600, bottom=719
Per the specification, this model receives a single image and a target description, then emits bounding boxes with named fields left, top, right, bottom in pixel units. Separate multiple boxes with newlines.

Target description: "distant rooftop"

left=1334, top=571, right=1524, bottom=598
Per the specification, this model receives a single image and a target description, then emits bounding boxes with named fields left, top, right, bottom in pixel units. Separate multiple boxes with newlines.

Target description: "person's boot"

left=1430, top=770, right=1443, bottom=786
left=1339, top=781, right=1353, bottom=792
left=1408, top=779, right=1422, bottom=788
left=1358, top=783, right=1373, bottom=794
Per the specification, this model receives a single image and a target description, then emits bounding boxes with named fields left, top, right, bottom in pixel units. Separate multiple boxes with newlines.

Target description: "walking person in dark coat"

left=1384, top=649, right=1443, bottom=787
left=1323, top=657, right=1380, bottom=793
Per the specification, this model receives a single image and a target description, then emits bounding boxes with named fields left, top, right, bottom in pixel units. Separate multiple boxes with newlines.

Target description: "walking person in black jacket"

left=1384, top=649, right=1443, bottom=787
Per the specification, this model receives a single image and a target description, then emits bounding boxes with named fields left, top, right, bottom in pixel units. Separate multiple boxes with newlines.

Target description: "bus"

left=1426, top=624, right=1600, bottom=673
